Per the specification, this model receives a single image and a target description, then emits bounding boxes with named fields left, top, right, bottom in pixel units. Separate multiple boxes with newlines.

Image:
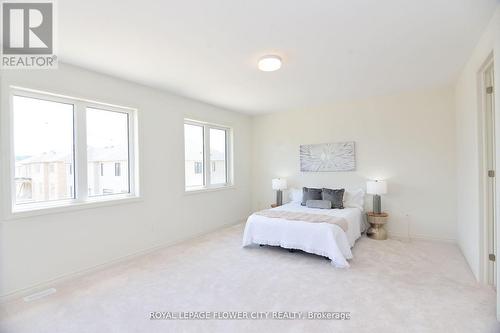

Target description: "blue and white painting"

left=300, top=142, right=356, bottom=172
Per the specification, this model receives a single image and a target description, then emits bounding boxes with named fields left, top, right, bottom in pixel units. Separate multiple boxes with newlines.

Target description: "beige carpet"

left=0, top=223, right=498, bottom=333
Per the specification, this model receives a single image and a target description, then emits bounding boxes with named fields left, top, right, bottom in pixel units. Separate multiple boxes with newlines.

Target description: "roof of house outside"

left=16, top=145, right=225, bottom=165
left=16, top=145, right=129, bottom=164
left=87, top=145, right=128, bottom=162
left=185, top=149, right=225, bottom=161
left=17, top=151, right=72, bottom=164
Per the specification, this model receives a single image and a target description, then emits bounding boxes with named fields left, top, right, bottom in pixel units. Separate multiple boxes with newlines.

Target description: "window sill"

left=184, top=185, right=235, bottom=195
left=5, top=195, right=143, bottom=221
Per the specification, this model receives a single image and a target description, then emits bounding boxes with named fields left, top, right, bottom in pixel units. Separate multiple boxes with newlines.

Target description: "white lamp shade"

left=272, top=178, right=287, bottom=191
left=366, top=180, right=387, bottom=195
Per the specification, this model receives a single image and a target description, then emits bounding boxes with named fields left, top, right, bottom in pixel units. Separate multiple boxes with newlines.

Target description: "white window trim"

left=184, top=119, right=233, bottom=193
left=4, top=86, right=141, bottom=218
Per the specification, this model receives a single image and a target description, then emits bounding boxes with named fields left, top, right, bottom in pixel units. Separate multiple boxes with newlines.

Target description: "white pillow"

left=288, top=188, right=303, bottom=203
left=344, top=189, right=365, bottom=210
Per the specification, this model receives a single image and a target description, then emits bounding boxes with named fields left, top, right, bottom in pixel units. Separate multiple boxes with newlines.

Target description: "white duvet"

left=242, top=202, right=363, bottom=268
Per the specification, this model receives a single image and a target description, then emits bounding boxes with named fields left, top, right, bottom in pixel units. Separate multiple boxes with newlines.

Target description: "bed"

left=242, top=200, right=364, bottom=268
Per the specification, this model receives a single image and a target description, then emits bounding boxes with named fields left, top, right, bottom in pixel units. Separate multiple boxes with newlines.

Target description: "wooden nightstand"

left=366, top=212, right=388, bottom=240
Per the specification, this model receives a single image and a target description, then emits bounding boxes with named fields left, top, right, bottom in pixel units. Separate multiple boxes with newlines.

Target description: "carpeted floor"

left=0, top=223, right=498, bottom=333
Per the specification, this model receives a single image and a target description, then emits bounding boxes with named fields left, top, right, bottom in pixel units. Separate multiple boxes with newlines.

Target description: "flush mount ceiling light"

left=258, top=55, right=282, bottom=72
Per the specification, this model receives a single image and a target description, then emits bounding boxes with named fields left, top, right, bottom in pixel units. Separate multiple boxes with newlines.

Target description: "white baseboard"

left=0, top=219, right=245, bottom=304
left=387, top=231, right=456, bottom=243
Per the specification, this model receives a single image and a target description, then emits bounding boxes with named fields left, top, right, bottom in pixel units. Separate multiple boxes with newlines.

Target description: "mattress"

left=242, top=202, right=364, bottom=268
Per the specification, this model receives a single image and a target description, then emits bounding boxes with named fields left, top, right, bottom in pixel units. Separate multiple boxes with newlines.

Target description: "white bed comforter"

left=242, top=202, right=363, bottom=268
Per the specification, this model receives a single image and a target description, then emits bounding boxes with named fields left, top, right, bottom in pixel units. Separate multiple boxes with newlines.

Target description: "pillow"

left=322, top=188, right=345, bottom=209
left=344, top=189, right=365, bottom=210
left=301, top=187, right=322, bottom=206
left=306, top=200, right=332, bottom=209
left=289, top=188, right=303, bottom=203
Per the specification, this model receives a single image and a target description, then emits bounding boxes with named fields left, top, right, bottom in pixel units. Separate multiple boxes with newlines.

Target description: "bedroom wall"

left=251, top=86, right=457, bottom=241
left=0, top=63, right=252, bottom=299
left=455, top=7, right=500, bottom=282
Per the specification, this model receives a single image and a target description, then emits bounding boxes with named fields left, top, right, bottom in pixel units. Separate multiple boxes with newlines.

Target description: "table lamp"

left=366, top=180, right=387, bottom=214
left=272, top=178, right=287, bottom=206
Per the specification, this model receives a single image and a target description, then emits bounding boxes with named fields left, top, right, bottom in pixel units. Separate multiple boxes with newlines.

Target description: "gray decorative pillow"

left=322, top=188, right=345, bottom=209
left=306, top=200, right=332, bottom=209
left=301, top=187, right=322, bottom=206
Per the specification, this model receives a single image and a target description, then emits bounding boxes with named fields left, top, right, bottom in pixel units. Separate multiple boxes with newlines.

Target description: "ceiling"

left=59, top=0, right=498, bottom=114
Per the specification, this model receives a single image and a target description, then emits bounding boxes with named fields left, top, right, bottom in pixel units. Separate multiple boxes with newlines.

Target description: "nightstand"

left=366, top=212, right=388, bottom=240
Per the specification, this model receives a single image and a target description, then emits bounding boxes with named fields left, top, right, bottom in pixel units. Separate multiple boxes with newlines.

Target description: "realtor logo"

left=1, top=0, right=57, bottom=68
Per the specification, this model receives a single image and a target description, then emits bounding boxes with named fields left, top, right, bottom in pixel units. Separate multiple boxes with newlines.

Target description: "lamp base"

left=276, top=190, right=283, bottom=206
left=373, top=195, right=381, bottom=214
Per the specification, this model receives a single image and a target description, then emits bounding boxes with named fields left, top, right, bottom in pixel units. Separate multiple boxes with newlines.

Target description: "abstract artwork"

left=299, top=142, right=356, bottom=172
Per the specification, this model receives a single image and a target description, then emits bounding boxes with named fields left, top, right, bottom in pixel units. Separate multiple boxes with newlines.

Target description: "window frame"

left=184, top=119, right=233, bottom=192
left=6, top=87, right=140, bottom=217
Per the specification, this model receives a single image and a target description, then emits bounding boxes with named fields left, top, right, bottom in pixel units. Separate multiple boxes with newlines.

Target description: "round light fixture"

left=258, top=55, right=282, bottom=72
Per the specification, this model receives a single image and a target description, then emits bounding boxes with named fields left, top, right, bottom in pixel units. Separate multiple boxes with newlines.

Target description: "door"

left=485, top=63, right=496, bottom=288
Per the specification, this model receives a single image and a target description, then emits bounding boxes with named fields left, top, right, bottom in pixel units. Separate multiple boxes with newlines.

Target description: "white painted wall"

left=455, top=7, right=500, bottom=282
left=251, top=87, right=457, bottom=241
left=0, top=64, right=252, bottom=298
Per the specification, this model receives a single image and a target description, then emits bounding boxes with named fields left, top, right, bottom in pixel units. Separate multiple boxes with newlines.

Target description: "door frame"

left=478, top=53, right=496, bottom=287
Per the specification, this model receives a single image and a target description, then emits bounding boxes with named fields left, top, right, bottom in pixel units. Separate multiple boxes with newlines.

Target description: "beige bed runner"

left=254, top=210, right=348, bottom=232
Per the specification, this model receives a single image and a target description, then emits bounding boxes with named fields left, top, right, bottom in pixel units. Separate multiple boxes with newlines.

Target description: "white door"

left=485, top=63, right=496, bottom=288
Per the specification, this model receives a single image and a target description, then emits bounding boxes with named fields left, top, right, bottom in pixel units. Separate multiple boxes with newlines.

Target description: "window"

left=87, top=107, right=130, bottom=196
left=209, top=128, right=227, bottom=185
left=184, top=123, right=204, bottom=188
left=13, top=95, right=75, bottom=205
left=184, top=120, right=231, bottom=191
left=10, top=88, right=138, bottom=213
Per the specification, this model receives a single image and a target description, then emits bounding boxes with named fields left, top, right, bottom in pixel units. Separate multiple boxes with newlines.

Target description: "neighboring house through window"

left=115, top=163, right=121, bottom=177
left=194, top=162, right=202, bottom=174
